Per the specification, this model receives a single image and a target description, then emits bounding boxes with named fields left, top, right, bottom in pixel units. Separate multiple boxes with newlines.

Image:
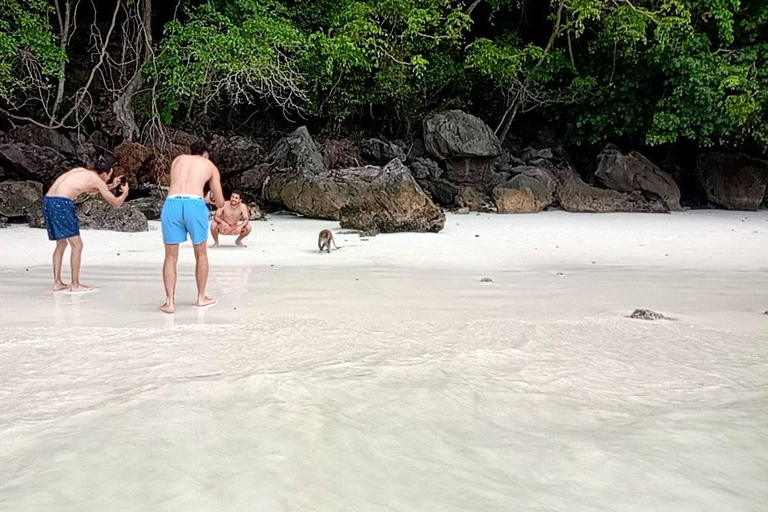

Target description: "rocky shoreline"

left=1, top=110, right=767, bottom=233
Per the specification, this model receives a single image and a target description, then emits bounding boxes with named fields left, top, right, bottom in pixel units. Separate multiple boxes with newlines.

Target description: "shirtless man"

left=159, top=141, right=225, bottom=314
left=211, top=191, right=251, bottom=247
left=44, top=160, right=129, bottom=292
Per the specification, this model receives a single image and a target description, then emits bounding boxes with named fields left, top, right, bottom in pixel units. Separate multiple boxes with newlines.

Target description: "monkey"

left=318, top=229, right=339, bottom=253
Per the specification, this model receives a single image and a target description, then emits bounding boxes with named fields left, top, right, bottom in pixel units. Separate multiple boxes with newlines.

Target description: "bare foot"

left=159, top=302, right=175, bottom=314
left=211, top=242, right=219, bottom=248
left=196, top=296, right=216, bottom=308
left=70, top=284, right=92, bottom=293
left=53, top=282, right=69, bottom=292
left=236, top=241, right=247, bottom=248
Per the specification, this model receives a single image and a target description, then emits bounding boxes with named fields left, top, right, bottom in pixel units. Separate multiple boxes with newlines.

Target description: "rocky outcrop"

left=360, top=138, right=406, bottom=166
left=493, top=174, right=554, bottom=213
left=76, top=198, right=148, bottom=232
left=455, top=187, right=487, bottom=211
left=321, top=138, right=361, bottom=169
left=596, top=146, right=681, bottom=211
left=338, top=160, right=445, bottom=233
left=128, top=196, right=164, bottom=221
left=27, top=195, right=149, bottom=231
left=265, top=159, right=444, bottom=232
left=7, top=124, right=76, bottom=157
left=234, top=163, right=273, bottom=203
left=696, top=153, right=768, bottom=210
left=0, top=143, right=70, bottom=186
left=423, top=110, right=501, bottom=187
left=266, top=126, right=326, bottom=173
left=552, top=163, right=668, bottom=213
left=0, top=180, right=43, bottom=222
left=210, top=135, right=266, bottom=176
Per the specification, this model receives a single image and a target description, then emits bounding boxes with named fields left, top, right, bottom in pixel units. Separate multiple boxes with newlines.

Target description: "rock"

left=128, top=196, right=164, bottom=220
left=321, top=138, right=361, bottom=169
left=267, top=126, right=326, bottom=174
left=360, top=138, right=406, bottom=166
left=596, top=146, right=682, bottom=211
left=409, top=157, right=442, bottom=180
left=492, top=186, right=539, bottom=213
left=234, top=163, right=273, bottom=203
left=455, top=186, right=487, bottom=211
left=113, top=141, right=156, bottom=187
left=7, top=125, right=76, bottom=157
left=628, top=309, right=675, bottom=321
left=26, top=197, right=45, bottom=228
left=492, top=173, right=554, bottom=213
left=423, top=110, right=501, bottom=186
left=414, top=177, right=457, bottom=206
left=0, top=143, right=70, bottom=186
left=339, top=160, right=445, bottom=233
left=210, top=135, right=266, bottom=175
left=480, top=277, right=493, bottom=283
left=696, top=153, right=768, bottom=210
left=515, top=166, right=558, bottom=195
left=76, top=198, right=148, bottom=232
left=405, top=138, right=428, bottom=162
left=456, top=207, right=470, bottom=214
left=552, top=162, right=669, bottom=213
left=264, top=158, right=443, bottom=232
left=248, top=203, right=263, bottom=220
left=0, top=181, right=43, bottom=221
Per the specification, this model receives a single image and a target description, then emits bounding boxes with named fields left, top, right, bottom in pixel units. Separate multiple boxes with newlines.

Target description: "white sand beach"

left=1, top=210, right=767, bottom=511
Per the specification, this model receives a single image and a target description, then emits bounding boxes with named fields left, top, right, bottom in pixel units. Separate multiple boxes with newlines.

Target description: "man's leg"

left=52, top=239, right=68, bottom=291
left=235, top=224, right=252, bottom=247
left=193, top=241, right=215, bottom=307
left=68, top=236, right=91, bottom=292
left=159, top=244, right=179, bottom=313
left=210, top=222, right=220, bottom=248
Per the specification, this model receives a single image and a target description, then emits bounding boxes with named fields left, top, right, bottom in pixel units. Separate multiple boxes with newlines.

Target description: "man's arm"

left=95, top=176, right=129, bottom=208
left=240, top=203, right=250, bottom=227
left=213, top=206, right=225, bottom=225
left=209, top=164, right=225, bottom=208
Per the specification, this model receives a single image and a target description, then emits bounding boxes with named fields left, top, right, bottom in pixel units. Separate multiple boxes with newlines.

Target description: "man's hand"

left=204, top=191, right=215, bottom=205
left=109, top=175, right=124, bottom=189
left=121, top=183, right=130, bottom=196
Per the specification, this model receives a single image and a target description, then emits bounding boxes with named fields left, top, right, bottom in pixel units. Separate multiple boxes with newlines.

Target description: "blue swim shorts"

left=43, top=196, right=80, bottom=241
left=160, top=195, right=210, bottom=245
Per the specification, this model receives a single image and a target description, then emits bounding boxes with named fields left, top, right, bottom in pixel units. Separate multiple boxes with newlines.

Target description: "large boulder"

left=0, top=180, right=43, bottom=221
left=27, top=196, right=149, bottom=231
left=265, top=159, right=444, bottom=232
left=266, top=126, right=326, bottom=173
left=209, top=135, right=266, bottom=176
left=552, top=162, right=668, bottom=213
left=76, top=198, right=148, bottom=232
left=696, top=153, right=768, bottom=210
left=596, top=146, right=681, bottom=211
left=128, top=196, right=164, bottom=221
left=338, top=160, right=445, bottom=233
left=0, top=143, right=70, bottom=186
left=113, top=141, right=156, bottom=187
left=455, top=187, right=488, bottom=211
left=492, top=173, right=554, bottom=213
left=234, top=163, right=273, bottom=203
left=360, top=138, right=406, bottom=166
left=320, top=138, right=361, bottom=169
left=7, top=125, right=76, bottom=157
left=423, top=110, right=501, bottom=187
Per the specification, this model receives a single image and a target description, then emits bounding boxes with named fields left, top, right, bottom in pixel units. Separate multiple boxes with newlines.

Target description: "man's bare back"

left=47, top=167, right=123, bottom=203
left=168, top=154, right=223, bottom=199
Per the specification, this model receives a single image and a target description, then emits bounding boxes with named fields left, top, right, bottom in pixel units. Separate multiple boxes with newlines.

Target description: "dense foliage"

left=0, top=0, right=766, bottom=151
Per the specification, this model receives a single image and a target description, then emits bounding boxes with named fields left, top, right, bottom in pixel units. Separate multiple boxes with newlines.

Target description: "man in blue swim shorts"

left=159, top=141, right=225, bottom=314
left=44, top=159, right=130, bottom=292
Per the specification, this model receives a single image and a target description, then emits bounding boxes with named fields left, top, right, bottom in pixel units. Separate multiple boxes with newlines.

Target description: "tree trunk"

left=113, top=0, right=152, bottom=141
left=51, top=1, right=72, bottom=121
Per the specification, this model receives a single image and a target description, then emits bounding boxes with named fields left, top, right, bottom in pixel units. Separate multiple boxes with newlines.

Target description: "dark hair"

left=230, top=190, right=242, bottom=198
left=190, top=141, right=208, bottom=156
left=94, top=159, right=112, bottom=173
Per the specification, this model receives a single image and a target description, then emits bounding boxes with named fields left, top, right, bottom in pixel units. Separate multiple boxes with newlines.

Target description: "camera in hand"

left=114, top=176, right=127, bottom=195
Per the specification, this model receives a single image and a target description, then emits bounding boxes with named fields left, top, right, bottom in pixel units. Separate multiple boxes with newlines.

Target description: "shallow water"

left=1, top=316, right=767, bottom=511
